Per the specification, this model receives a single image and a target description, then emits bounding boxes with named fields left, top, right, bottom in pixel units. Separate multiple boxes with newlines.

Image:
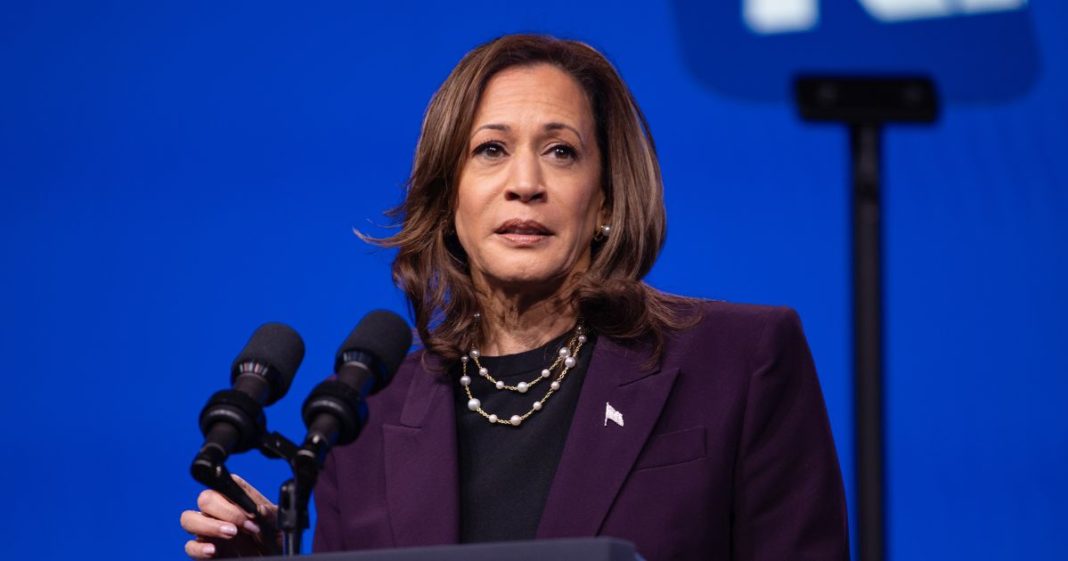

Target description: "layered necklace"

left=459, top=320, right=587, bottom=427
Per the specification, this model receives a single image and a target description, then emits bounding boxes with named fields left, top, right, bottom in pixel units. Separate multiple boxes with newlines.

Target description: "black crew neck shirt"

left=452, top=331, right=595, bottom=543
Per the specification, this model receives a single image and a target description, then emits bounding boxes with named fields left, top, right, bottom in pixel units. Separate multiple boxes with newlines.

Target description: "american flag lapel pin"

left=604, top=402, right=624, bottom=427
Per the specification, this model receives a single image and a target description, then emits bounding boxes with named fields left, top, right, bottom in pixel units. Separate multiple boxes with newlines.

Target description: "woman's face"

left=454, top=63, right=604, bottom=295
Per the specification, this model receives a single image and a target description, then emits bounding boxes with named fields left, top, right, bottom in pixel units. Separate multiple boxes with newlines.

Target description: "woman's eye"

left=474, top=142, right=506, bottom=158
left=548, top=144, right=577, bottom=160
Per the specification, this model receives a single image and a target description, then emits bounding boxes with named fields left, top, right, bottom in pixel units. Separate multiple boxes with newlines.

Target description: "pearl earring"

left=594, top=224, right=611, bottom=241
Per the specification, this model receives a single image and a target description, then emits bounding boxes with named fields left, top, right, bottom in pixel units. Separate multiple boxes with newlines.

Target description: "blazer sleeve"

left=731, top=308, right=850, bottom=561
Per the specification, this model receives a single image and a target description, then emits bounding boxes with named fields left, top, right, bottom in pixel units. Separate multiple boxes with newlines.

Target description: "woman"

left=181, top=34, right=849, bottom=561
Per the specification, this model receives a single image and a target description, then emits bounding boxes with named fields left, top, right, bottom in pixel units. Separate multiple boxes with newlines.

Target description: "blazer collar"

left=382, top=358, right=460, bottom=547
left=536, top=336, right=679, bottom=538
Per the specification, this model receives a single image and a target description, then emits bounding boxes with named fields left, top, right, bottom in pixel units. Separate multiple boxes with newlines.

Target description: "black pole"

left=851, top=122, right=885, bottom=561
left=277, top=478, right=306, bottom=556
left=258, top=431, right=316, bottom=556
left=794, top=76, right=937, bottom=561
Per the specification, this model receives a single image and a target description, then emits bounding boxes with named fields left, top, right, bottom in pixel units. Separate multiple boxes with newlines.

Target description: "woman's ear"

left=592, top=203, right=612, bottom=244
left=597, top=201, right=611, bottom=231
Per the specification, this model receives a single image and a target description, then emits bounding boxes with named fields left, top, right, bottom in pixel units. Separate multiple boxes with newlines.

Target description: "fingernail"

left=243, top=519, right=261, bottom=534
left=203, top=543, right=216, bottom=556
left=220, top=524, right=238, bottom=536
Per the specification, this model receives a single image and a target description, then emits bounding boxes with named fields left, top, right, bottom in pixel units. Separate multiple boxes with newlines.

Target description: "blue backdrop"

left=1, top=2, right=1065, bottom=560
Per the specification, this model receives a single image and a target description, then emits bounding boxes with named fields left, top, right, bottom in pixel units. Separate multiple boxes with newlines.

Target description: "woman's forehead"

left=471, top=65, right=595, bottom=135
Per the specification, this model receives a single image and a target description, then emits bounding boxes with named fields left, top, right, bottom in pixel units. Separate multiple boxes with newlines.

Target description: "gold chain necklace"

left=460, top=323, right=587, bottom=427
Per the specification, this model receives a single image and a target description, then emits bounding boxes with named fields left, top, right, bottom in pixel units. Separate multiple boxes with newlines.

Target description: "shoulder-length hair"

left=371, top=34, right=693, bottom=363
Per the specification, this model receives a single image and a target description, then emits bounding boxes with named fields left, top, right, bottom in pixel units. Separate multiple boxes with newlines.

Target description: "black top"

left=452, top=331, right=595, bottom=543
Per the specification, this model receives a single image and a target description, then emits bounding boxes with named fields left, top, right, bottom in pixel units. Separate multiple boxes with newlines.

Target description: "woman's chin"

left=471, top=252, right=588, bottom=295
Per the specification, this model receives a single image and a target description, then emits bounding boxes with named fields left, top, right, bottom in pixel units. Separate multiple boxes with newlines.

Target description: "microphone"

left=297, top=310, right=412, bottom=471
left=191, top=322, right=305, bottom=512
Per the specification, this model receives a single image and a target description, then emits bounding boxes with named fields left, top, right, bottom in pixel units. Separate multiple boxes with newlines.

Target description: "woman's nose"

left=504, top=150, right=545, bottom=202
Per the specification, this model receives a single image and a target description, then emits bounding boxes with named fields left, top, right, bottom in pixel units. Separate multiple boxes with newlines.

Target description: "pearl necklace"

left=460, top=323, right=587, bottom=427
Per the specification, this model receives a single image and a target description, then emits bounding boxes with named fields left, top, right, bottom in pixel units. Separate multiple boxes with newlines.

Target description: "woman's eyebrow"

left=473, top=123, right=510, bottom=134
left=544, top=122, right=584, bottom=146
left=471, top=122, right=585, bottom=147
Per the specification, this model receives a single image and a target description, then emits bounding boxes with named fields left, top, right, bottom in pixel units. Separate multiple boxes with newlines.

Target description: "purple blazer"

left=313, top=301, right=849, bottom=561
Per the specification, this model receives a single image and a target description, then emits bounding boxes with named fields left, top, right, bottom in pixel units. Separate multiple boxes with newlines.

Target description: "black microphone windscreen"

left=230, top=322, right=305, bottom=404
left=335, top=310, right=412, bottom=379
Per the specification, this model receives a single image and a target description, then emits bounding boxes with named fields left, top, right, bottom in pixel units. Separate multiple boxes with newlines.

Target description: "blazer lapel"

left=383, top=359, right=460, bottom=547
left=536, top=337, right=680, bottom=538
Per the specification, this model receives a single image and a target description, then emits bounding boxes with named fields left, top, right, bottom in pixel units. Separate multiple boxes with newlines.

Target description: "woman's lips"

left=494, top=219, right=552, bottom=246
left=498, top=232, right=549, bottom=245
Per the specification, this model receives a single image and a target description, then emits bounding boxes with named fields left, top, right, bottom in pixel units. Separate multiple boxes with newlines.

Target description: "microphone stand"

left=191, top=430, right=319, bottom=556
left=259, top=431, right=319, bottom=556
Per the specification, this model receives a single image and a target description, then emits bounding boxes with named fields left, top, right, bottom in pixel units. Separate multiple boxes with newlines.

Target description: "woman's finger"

left=180, top=510, right=240, bottom=539
left=184, top=539, right=215, bottom=559
left=196, top=489, right=255, bottom=526
left=230, top=473, right=276, bottom=515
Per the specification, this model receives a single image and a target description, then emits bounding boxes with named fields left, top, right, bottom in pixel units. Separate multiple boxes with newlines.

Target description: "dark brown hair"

left=370, top=34, right=695, bottom=363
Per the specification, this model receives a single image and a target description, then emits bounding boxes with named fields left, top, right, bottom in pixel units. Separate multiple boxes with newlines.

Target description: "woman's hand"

left=180, top=474, right=280, bottom=559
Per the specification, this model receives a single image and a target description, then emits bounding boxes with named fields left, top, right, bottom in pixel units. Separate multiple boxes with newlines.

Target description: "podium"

left=257, top=538, right=640, bottom=561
